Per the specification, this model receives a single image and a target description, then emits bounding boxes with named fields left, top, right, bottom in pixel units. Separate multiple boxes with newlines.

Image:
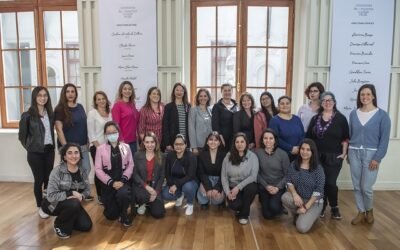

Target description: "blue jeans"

left=80, top=151, right=91, bottom=177
left=162, top=180, right=198, bottom=205
left=348, top=148, right=379, bottom=212
left=197, top=176, right=225, bottom=205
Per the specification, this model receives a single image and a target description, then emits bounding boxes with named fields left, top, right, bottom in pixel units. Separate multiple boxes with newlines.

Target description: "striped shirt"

left=177, top=104, right=187, bottom=136
left=138, top=104, right=164, bottom=143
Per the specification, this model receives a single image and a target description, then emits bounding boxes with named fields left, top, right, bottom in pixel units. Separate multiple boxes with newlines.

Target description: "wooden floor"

left=1, top=183, right=400, bottom=250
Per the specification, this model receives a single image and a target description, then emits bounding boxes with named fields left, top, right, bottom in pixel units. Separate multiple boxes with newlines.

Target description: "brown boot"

left=351, top=212, right=365, bottom=225
left=366, top=209, right=374, bottom=224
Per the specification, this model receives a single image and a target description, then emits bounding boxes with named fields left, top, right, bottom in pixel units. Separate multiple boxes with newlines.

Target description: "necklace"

left=315, top=112, right=335, bottom=138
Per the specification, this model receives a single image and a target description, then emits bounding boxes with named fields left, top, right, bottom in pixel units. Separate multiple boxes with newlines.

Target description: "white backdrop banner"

left=99, top=0, right=157, bottom=108
left=330, top=0, right=394, bottom=118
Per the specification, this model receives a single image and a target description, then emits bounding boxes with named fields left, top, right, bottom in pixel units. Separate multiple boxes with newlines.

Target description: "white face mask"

left=106, top=133, right=119, bottom=143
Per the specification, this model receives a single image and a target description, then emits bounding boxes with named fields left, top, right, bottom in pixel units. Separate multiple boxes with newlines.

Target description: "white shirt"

left=356, top=108, right=378, bottom=126
left=87, top=109, right=112, bottom=145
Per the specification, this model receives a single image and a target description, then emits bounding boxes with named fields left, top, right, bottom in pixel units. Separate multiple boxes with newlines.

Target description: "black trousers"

left=42, top=198, right=92, bottom=235
left=102, top=184, right=131, bottom=220
left=320, top=152, right=343, bottom=208
left=27, top=146, right=55, bottom=207
left=227, top=182, right=257, bottom=219
left=258, top=185, right=285, bottom=219
left=90, top=145, right=103, bottom=198
left=132, top=185, right=165, bottom=219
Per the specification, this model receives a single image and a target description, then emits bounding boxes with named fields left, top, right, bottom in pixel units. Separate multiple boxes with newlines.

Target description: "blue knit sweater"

left=349, top=108, right=391, bottom=162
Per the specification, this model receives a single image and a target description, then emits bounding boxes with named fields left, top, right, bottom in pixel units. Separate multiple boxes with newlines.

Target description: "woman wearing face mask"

left=95, top=121, right=134, bottom=227
left=131, top=132, right=166, bottom=218
left=298, top=82, right=325, bottom=132
left=19, top=86, right=55, bottom=218
left=254, top=91, right=278, bottom=148
left=41, top=143, right=92, bottom=239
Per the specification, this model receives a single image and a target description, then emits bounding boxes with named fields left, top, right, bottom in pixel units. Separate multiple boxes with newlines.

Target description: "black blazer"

left=197, top=149, right=227, bottom=192
left=165, top=150, right=197, bottom=188
left=162, top=102, right=191, bottom=150
left=233, top=110, right=255, bottom=144
left=18, top=111, right=55, bottom=153
left=211, top=99, right=238, bottom=150
left=132, top=151, right=165, bottom=193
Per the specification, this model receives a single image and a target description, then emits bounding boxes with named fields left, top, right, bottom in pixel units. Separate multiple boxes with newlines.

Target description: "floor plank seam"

left=249, top=216, right=260, bottom=250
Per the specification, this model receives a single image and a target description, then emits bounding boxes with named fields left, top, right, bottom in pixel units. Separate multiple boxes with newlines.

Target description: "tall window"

left=191, top=0, right=294, bottom=106
left=0, top=0, right=78, bottom=128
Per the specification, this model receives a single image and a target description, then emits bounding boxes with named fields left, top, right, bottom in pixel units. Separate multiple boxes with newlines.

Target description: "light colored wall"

left=0, top=0, right=399, bottom=189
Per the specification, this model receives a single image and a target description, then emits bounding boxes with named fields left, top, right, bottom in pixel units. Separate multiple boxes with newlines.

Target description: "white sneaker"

left=175, top=194, right=184, bottom=207
left=185, top=204, right=194, bottom=216
left=238, top=218, right=248, bottom=225
left=38, top=208, right=50, bottom=219
left=137, top=204, right=146, bottom=215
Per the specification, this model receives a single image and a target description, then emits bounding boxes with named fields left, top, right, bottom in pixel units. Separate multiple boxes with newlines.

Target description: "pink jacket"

left=95, top=142, right=134, bottom=186
left=254, top=111, right=267, bottom=148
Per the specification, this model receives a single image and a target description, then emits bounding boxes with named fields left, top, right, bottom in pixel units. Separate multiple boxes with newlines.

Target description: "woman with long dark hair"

left=162, top=83, right=191, bottom=151
left=255, top=128, right=289, bottom=219
left=95, top=121, right=134, bottom=227
left=348, top=84, right=391, bottom=225
left=254, top=91, right=278, bottom=148
left=221, top=132, right=259, bottom=225
left=138, top=87, right=164, bottom=143
left=41, top=143, right=92, bottom=239
left=281, top=139, right=325, bottom=233
left=306, top=91, right=349, bottom=219
left=112, top=81, right=140, bottom=154
left=87, top=91, right=112, bottom=204
left=19, top=86, right=55, bottom=218
left=54, top=83, right=93, bottom=200
left=197, top=131, right=227, bottom=209
left=132, top=132, right=166, bottom=218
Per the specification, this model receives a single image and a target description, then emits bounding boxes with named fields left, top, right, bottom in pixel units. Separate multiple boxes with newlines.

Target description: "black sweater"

left=211, top=99, right=238, bottom=150
left=165, top=150, right=197, bottom=188
left=197, top=149, right=227, bottom=192
left=233, top=110, right=255, bottom=144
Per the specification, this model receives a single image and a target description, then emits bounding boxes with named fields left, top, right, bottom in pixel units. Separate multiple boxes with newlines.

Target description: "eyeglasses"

left=321, top=99, right=334, bottom=104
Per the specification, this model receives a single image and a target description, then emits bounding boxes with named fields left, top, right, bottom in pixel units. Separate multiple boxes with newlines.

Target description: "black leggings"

left=227, top=182, right=258, bottom=219
left=132, top=185, right=165, bottom=218
left=27, top=147, right=55, bottom=207
left=102, top=184, right=131, bottom=220
left=320, top=152, right=343, bottom=208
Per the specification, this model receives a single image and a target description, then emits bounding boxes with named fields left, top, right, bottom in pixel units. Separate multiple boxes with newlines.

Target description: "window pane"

left=64, top=50, right=80, bottom=85
left=217, top=6, right=237, bottom=46
left=5, top=88, right=20, bottom=121
left=2, top=51, right=19, bottom=86
left=267, top=49, right=287, bottom=87
left=62, top=11, right=79, bottom=45
left=269, top=7, right=288, bottom=47
left=267, top=88, right=286, bottom=102
left=0, top=13, right=17, bottom=49
left=246, top=48, right=266, bottom=87
left=48, top=87, right=63, bottom=107
left=46, top=50, right=64, bottom=86
left=18, top=12, right=36, bottom=48
left=247, top=7, right=267, bottom=46
left=197, top=48, right=215, bottom=86
left=20, top=50, right=38, bottom=86
left=44, top=11, right=61, bottom=48
left=197, top=7, right=216, bottom=46
left=217, top=48, right=236, bottom=85
left=245, top=88, right=267, bottom=109
left=23, top=88, right=33, bottom=112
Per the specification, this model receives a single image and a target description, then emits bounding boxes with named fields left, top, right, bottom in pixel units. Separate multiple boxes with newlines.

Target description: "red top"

left=111, top=101, right=140, bottom=143
left=146, top=157, right=155, bottom=183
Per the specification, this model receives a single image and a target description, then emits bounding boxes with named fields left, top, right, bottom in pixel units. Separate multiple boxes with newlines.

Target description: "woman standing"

left=189, top=88, right=213, bottom=155
left=132, top=132, right=166, bottom=218
left=138, top=87, right=164, bottom=143
left=221, top=133, right=259, bottom=225
left=281, top=139, right=325, bottom=233
left=306, top=91, right=349, bottom=219
left=212, top=83, right=238, bottom=150
left=112, top=81, right=140, bottom=154
left=269, top=96, right=305, bottom=161
left=255, top=129, right=289, bottom=219
left=254, top=91, right=278, bottom=148
left=54, top=84, right=92, bottom=200
left=87, top=91, right=112, bottom=204
left=162, top=83, right=191, bottom=151
left=298, top=82, right=325, bottom=132
left=197, top=131, right=227, bottom=209
left=19, top=86, right=55, bottom=218
left=41, top=143, right=92, bottom=239
left=348, top=84, right=391, bottom=225
left=95, top=121, right=134, bottom=227
left=233, top=92, right=256, bottom=149
left=162, top=134, right=198, bottom=216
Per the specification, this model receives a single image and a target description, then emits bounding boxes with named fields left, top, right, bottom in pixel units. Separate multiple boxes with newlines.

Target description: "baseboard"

left=338, top=181, right=400, bottom=190
left=0, top=175, right=95, bottom=184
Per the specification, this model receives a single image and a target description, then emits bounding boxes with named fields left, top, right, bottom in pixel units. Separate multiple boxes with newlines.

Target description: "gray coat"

left=188, top=106, right=212, bottom=149
left=132, top=151, right=165, bottom=193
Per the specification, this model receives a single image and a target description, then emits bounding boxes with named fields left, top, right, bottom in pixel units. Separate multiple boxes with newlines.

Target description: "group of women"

left=18, top=81, right=391, bottom=238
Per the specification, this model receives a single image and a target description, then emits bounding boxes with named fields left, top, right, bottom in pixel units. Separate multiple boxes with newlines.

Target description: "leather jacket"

left=18, top=111, right=55, bottom=153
